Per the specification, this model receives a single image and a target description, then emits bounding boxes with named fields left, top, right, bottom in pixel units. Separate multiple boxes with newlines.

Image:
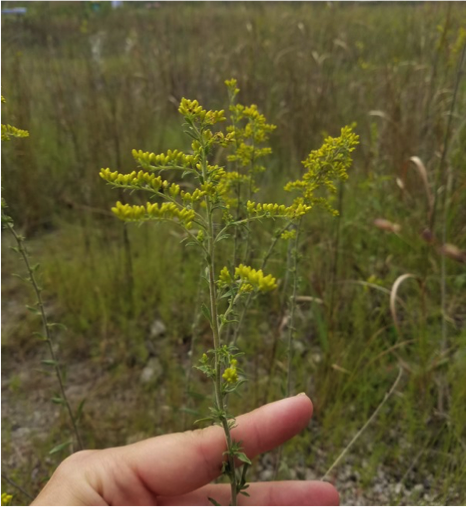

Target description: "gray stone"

left=259, top=469, right=274, bottom=481
left=150, top=319, right=167, bottom=339
left=140, top=357, right=163, bottom=385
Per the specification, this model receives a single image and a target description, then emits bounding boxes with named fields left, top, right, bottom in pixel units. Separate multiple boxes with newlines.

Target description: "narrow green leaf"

left=208, top=497, right=221, bottom=506
left=194, top=416, right=214, bottom=426
left=76, top=399, right=86, bottom=422
left=49, top=440, right=72, bottom=455
left=12, top=273, right=29, bottom=283
left=25, top=305, right=40, bottom=315
left=215, top=233, right=230, bottom=243
left=41, top=359, right=58, bottom=366
left=47, top=322, right=67, bottom=331
left=201, top=303, right=212, bottom=326
left=235, top=452, right=252, bottom=465
left=51, top=397, right=65, bottom=405
left=32, top=332, right=48, bottom=341
left=220, top=290, right=233, bottom=300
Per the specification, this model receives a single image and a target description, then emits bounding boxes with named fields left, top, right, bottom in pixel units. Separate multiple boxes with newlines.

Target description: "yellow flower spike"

left=234, top=264, right=277, bottom=292
left=246, top=200, right=255, bottom=213
left=219, top=266, right=232, bottom=285
left=222, top=367, right=238, bottom=384
left=169, top=183, right=180, bottom=197
left=284, top=125, right=359, bottom=215
left=281, top=229, right=297, bottom=240
left=225, top=78, right=240, bottom=96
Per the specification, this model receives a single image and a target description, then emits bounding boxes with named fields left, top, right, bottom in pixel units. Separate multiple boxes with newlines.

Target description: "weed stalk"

left=5, top=223, right=83, bottom=451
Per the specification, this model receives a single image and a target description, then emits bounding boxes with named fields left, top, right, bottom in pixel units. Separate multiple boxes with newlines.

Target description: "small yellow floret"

left=219, top=266, right=232, bottom=285
left=1, top=493, right=13, bottom=506
left=222, top=367, right=238, bottom=384
left=281, top=229, right=297, bottom=240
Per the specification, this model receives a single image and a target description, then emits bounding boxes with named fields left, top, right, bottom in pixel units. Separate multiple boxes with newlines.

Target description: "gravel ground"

left=3, top=348, right=462, bottom=506
left=1, top=286, right=463, bottom=506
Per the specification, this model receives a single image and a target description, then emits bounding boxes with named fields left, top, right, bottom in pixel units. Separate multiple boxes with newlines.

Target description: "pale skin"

left=32, top=394, right=339, bottom=506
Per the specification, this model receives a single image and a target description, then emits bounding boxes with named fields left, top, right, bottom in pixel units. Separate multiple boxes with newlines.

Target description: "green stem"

left=274, top=220, right=302, bottom=479
left=232, top=222, right=290, bottom=346
left=219, top=292, right=242, bottom=339
left=7, top=224, right=83, bottom=451
left=202, top=151, right=238, bottom=506
left=232, top=182, right=241, bottom=268
left=286, top=220, right=302, bottom=397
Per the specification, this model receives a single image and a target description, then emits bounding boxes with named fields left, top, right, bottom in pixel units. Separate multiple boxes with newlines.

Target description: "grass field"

left=1, top=2, right=466, bottom=505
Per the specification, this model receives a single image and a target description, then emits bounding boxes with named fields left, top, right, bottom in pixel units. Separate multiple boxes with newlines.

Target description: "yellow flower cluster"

left=0, top=123, right=29, bottom=142
left=132, top=149, right=197, bottom=169
left=227, top=144, right=272, bottom=169
left=1, top=493, right=12, bottom=506
left=111, top=201, right=195, bottom=227
left=219, top=266, right=232, bottom=285
left=285, top=126, right=359, bottom=204
left=222, top=171, right=252, bottom=185
left=222, top=359, right=239, bottom=384
left=213, top=171, right=256, bottom=200
left=180, top=188, right=206, bottom=203
left=100, top=168, right=184, bottom=197
left=178, top=98, right=226, bottom=125
left=234, top=264, right=278, bottom=292
left=101, top=168, right=161, bottom=189
left=1, top=95, right=29, bottom=141
left=226, top=102, right=276, bottom=174
left=281, top=229, right=297, bottom=240
left=246, top=200, right=311, bottom=219
left=228, top=104, right=276, bottom=144
left=225, top=78, right=240, bottom=97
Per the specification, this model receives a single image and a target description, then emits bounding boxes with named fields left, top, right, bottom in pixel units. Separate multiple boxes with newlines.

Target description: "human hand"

left=32, top=394, right=339, bottom=506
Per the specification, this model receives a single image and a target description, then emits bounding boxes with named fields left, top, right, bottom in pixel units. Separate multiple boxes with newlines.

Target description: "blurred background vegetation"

left=1, top=2, right=465, bottom=505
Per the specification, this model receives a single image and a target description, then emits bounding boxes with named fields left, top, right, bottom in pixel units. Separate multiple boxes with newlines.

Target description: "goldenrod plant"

left=100, top=80, right=358, bottom=505
left=232, top=126, right=359, bottom=361
left=281, top=126, right=359, bottom=396
left=1, top=97, right=84, bottom=454
left=101, top=89, right=280, bottom=505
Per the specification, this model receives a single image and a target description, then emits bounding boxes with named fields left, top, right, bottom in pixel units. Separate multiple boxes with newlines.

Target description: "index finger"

left=125, top=393, right=313, bottom=497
